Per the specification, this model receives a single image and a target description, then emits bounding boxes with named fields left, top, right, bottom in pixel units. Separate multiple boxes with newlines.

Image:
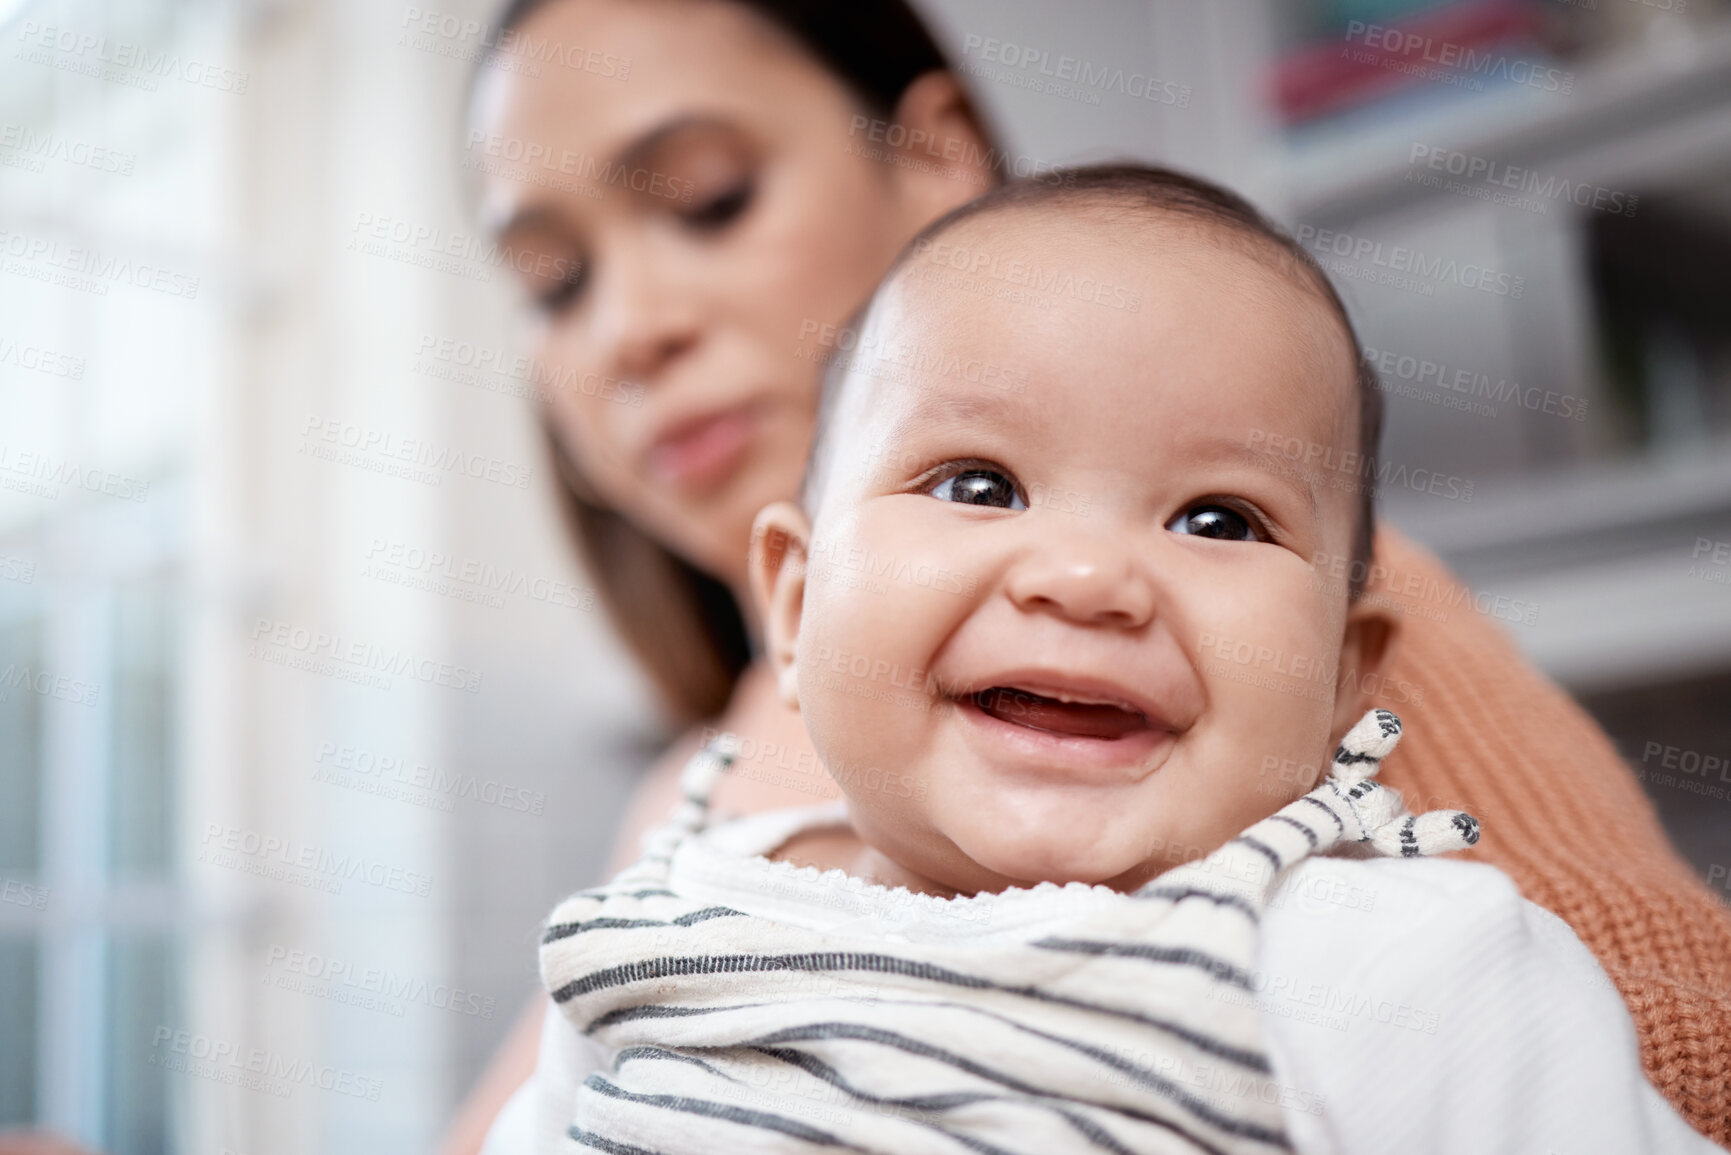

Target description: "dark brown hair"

left=484, top=0, right=985, bottom=724
left=803, top=164, right=1384, bottom=601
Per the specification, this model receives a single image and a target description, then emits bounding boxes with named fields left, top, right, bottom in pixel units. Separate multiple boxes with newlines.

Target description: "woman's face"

left=472, top=0, right=988, bottom=589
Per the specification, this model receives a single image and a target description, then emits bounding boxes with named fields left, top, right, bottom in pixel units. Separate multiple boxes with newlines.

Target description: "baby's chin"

left=972, top=850, right=1146, bottom=891
left=938, top=808, right=1166, bottom=892
left=884, top=765, right=1191, bottom=890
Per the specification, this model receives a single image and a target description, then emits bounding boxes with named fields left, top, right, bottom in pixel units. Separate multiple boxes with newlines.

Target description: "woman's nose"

left=593, top=259, right=700, bottom=383
left=1003, top=536, right=1157, bottom=629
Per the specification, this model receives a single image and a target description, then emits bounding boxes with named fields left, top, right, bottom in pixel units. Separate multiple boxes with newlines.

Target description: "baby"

left=506, top=168, right=1719, bottom=1155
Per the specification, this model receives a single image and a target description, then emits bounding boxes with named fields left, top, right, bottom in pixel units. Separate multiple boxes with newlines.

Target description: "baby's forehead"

left=862, top=205, right=1357, bottom=435
left=809, top=220, right=1358, bottom=525
left=888, top=203, right=1334, bottom=333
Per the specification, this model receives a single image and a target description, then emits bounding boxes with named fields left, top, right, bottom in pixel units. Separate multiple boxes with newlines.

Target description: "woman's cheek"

left=547, top=392, right=631, bottom=499
left=760, top=160, right=903, bottom=328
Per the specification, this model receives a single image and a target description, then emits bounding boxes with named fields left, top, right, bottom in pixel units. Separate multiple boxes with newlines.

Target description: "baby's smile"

left=753, top=203, right=1392, bottom=896
left=939, top=671, right=1180, bottom=785
left=968, top=683, right=1153, bottom=741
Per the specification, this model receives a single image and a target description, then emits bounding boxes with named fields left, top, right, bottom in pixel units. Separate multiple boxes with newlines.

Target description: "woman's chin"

left=655, top=440, right=807, bottom=572
left=627, top=472, right=778, bottom=581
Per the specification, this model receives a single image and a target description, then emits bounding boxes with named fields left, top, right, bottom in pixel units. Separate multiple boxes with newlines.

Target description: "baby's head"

left=750, top=165, right=1395, bottom=895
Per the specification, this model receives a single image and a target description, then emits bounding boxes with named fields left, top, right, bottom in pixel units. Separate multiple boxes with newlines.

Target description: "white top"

left=485, top=802, right=1723, bottom=1155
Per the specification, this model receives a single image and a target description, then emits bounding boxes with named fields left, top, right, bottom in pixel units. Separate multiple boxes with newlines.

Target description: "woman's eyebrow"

left=488, top=115, right=730, bottom=235
left=614, top=114, right=726, bottom=170
left=489, top=202, right=570, bottom=239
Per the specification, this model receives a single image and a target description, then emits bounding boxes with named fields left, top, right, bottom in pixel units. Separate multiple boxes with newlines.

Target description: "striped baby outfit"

left=539, top=709, right=1480, bottom=1155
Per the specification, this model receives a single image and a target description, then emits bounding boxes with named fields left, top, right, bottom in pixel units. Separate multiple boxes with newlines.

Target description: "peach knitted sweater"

left=1370, top=527, right=1731, bottom=1146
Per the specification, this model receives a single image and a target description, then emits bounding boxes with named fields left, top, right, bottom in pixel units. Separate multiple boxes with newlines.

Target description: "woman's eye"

left=535, top=265, right=587, bottom=314
left=930, top=468, right=1027, bottom=510
left=1167, top=504, right=1258, bottom=541
left=682, top=180, right=753, bottom=230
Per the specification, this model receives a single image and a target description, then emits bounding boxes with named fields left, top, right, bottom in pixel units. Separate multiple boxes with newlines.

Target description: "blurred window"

left=0, top=0, right=219, bottom=1149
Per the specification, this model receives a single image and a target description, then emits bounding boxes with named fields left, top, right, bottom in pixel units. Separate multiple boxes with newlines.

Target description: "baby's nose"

left=1003, top=541, right=1155, bottom=628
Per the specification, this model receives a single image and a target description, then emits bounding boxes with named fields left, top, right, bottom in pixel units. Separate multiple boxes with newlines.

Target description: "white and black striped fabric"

left=539, top=708, right=1480, bottom=1155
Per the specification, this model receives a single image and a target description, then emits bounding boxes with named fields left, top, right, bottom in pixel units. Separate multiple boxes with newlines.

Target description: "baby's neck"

left=769, top=824, right=964, bottom=900
left=768, top=815, right=1184, bottom=897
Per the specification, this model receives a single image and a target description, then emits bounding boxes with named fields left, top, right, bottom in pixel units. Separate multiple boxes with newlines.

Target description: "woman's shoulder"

left=608, top=664, right=785, bottom=871
left=606, top=680, right=840, bottom=874
left=602, top=729, right=707, bottom=874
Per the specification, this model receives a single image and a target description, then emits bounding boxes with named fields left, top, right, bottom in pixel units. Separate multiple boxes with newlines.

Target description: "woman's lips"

left=645, top=406, right=757, bottom=492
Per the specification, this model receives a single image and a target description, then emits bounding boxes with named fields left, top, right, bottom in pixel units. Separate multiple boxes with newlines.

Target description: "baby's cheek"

left=796, top=515, right=987, bottom=823
left=1191, top=603, right=1342, bottom=801
left=792, top=562, right=936, bottom=795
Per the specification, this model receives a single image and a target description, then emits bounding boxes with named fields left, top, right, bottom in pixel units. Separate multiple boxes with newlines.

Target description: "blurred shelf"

left=1284, top=18, right=1731, bottom=223
left=1385, top=443, right=1731, bottom=692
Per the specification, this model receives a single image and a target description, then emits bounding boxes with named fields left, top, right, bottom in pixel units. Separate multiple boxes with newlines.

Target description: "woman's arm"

left=437, top=990, right=549, bottom=1155
left=438, top=686, right=827, bottom=1155
left=439, top=663, right=839, bottom=1154
left=0, top=1135, right=104, bottom=1155
left=1371, top=525, right=1731, bottom=1144
left=438, top=739, right=695, bottom=1155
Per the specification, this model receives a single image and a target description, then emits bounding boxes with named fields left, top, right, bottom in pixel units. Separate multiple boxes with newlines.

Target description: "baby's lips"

left=951, top=665, right=1186, bottom=735
left=971, top=685, right=1150, bottom=740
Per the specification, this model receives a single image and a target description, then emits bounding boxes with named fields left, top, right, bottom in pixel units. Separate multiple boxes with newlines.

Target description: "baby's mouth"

left=970, top=686, right=1150, bottom=740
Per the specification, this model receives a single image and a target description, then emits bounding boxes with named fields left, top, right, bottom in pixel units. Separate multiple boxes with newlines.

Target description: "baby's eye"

left=930, top=468, right=1027, bottom=510
left=1167, top=504, right=1259, bottom=541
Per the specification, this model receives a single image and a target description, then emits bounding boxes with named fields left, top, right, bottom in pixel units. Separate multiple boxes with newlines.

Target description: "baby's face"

left=754, top=210, right=1392, bottom=895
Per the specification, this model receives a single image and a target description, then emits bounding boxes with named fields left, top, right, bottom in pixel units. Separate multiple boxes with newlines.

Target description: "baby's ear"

left=749, top=502, right=812, bottom=710
left=1329, top=598, right=1401, bottom=743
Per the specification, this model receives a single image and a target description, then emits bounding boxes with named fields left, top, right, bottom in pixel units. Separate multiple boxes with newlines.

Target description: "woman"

left=444, top=0, right=1731, bottom=1149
